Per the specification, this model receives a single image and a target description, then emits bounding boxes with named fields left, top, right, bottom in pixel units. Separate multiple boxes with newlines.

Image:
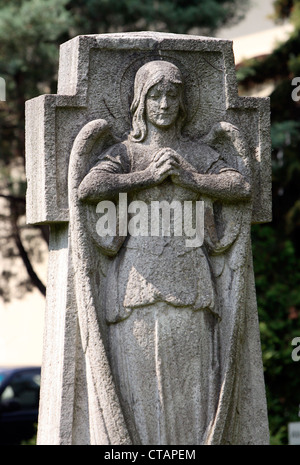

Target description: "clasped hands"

left=147, top=147, right=189, bottom=186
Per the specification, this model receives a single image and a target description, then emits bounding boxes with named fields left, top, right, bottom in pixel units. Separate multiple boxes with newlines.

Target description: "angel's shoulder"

left=179, top=137, right=220, bottom=172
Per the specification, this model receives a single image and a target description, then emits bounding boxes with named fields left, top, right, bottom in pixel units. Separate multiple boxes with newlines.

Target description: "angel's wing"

left=68, top=119, right=131, bottom=445
left=201, top=122, right=252, bottom=256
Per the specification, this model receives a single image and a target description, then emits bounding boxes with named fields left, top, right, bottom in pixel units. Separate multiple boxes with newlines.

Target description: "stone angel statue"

left=68, top=60, right=269, bottom=445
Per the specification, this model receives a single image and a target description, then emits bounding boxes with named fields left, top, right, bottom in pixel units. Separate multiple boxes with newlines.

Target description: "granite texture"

left=25, top=32, right=271, bottom=445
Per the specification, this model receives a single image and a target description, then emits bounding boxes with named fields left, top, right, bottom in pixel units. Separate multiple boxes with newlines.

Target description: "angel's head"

left=129, top=61, right=186, bottom=142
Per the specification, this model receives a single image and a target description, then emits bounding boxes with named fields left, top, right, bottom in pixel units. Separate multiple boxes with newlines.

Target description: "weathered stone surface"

left=25, top=32, right=271, bottom=445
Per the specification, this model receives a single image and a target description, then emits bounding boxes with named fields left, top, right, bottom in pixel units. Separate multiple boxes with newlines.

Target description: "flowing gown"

left=90, top=138, right=238, bottom=444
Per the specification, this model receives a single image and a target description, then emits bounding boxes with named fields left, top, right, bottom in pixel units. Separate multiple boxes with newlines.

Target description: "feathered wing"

left=203, top=122, right=269, bottom=444
left=68, top=119, right=132, bottom=445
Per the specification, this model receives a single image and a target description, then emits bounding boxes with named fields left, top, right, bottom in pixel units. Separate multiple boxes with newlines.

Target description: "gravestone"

left=25, top=32, right=271, bottom=445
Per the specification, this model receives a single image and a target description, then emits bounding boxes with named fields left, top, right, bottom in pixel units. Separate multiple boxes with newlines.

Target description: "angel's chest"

left=129, top=143, right=208, bottom=174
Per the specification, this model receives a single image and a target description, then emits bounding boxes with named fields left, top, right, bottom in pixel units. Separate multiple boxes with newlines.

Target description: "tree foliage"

left=0, top=0, right=250, bottom=299
left=4, top=0, right=299, bottom=447
left=67, top=0, right=249, bottom=34
left=237, top=0, right=300, bottom=444
left=0, top=0, right=73, bottom=298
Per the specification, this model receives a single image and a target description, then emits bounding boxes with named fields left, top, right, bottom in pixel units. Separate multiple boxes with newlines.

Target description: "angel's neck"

left=143, top=123, right=178, bottom=150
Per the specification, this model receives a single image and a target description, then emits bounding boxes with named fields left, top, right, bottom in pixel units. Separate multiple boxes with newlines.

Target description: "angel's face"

left=145, top=79, right=180, bottom=129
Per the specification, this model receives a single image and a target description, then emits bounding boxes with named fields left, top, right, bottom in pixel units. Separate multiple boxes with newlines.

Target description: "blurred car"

left=0, top=366, right=41, bottom=445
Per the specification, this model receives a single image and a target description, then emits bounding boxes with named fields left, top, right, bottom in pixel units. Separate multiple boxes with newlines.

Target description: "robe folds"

left=68, top=120, right=269, bottom=445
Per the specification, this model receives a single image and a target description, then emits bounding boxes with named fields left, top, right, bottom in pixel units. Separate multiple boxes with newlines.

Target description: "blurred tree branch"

left=0, top=0, right=250, bottom=299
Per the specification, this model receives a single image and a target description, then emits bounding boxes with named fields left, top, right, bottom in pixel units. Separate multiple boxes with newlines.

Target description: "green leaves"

left=246, top=24, right=300, bottom=434
left=0, top=0, right=72, bottom=101
left=252, top=224, right=300, bottom=444
left=0, top=0, right=71, bottom=49
left=271, top=121, right=300, bottom=150
left=66, top=0, right=250, bottom=35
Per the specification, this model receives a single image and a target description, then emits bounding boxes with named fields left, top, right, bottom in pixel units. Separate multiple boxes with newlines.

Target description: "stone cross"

left=25, top=32, right=271, bottom=445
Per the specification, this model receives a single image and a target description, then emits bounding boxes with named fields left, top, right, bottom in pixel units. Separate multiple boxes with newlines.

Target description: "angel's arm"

left=172, top=123, right=251, bottom=202
left=78, top=169, right=155, bottom=203
left=78, top=146, right=180, bottom=204
left=171, top=168, right=251, bottom=202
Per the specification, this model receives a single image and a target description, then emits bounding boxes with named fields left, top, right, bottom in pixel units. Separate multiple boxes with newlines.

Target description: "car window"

left=0, top=370, right=41, bottom=410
